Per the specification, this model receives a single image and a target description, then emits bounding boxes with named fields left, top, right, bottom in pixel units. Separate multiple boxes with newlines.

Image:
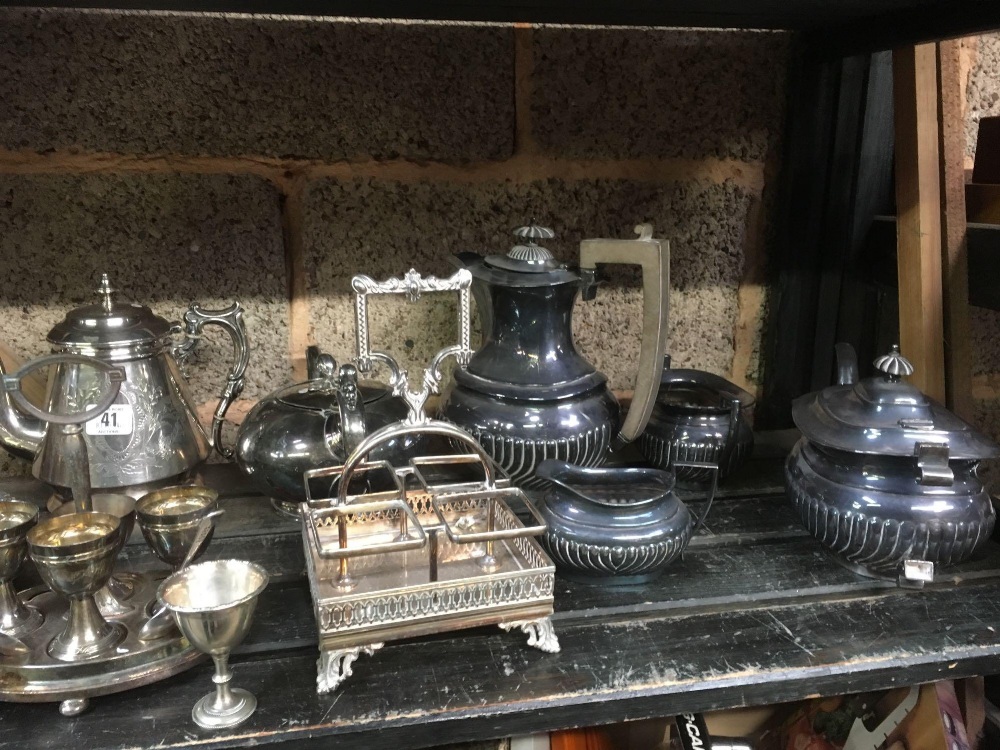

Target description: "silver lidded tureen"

left=785, top=343, right=999, bottom=585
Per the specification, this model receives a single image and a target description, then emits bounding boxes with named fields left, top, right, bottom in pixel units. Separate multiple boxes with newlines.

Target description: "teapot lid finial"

left=96, top=273, right=115, bottom=313
left=874, top=344, right=914, bottom=382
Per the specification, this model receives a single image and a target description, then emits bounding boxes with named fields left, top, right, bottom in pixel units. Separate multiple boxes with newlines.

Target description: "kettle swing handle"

left=177, top=302, right=250, bottom=460
left=0, top=354, right=125, bottom=513
left=579, top=223, right=670, bottom=452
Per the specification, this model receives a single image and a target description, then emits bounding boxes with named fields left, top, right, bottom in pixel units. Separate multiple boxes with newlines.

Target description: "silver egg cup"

left=0, top=499, right=44, bottom=637
left=158, top=559, right=268, bottom=730
left=27, top=511, right=126, bottom=662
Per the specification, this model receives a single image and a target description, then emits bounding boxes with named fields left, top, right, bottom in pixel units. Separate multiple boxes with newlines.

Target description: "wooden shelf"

left=4, top=462, right=1000, bottom=749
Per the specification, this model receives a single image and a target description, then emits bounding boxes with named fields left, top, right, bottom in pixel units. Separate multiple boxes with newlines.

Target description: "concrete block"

left=530, top=28, right=790, bottom=162
left=970, top=306, right=1000, bottom=377
left=966, top=32, right=1000, bottom=161
left=303, top=177, right=754, bottom=392
left=0, top=9, right=515, bottom=162
left=0, top=173, right=291, bottom=423
left=973, top=398, right=1000, bottom=494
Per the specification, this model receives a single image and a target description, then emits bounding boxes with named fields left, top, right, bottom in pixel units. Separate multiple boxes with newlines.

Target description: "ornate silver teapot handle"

left=351, top=268, right=473, bottom=423
left=580, top=223, right=669, bottom=451
left=175, top=302, right=250, bottom=459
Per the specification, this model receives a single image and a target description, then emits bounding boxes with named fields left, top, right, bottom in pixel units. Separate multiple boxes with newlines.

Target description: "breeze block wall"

left=0, top=10, right=790, bottom=478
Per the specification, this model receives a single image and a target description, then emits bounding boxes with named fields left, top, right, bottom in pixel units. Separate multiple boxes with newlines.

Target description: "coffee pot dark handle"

left=580, top=223, right=669, bottom=451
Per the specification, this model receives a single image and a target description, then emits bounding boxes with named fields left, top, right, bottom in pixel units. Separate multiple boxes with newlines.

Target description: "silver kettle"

left=0, top=274, right=250, bottom=492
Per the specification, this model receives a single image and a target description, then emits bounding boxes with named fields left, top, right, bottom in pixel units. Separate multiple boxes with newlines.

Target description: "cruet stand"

left=301, top=268, right=559, bottom=694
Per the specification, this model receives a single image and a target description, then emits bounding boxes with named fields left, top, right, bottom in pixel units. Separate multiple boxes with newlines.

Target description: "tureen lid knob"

left=874, top=344, right=914, bottom=381
left=96, top=273, right=115, bottom=312
left=509, top=222, right=556, bottom=264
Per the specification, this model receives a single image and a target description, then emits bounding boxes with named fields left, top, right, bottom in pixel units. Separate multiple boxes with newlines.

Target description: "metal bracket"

left=915, top=442, right=953, bottom=486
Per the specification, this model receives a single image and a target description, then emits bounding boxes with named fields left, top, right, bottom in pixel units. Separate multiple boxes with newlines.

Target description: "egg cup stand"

left=300, top=268, right=559, bottom=695
left=0, top=354, right=202, bottom=716
left=0, top=571, right=204, bottom=716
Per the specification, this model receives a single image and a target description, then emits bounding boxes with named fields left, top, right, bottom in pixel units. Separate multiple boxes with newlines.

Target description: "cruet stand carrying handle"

left=177, top=302, right=250, bottom=460
left=579, top=223, right=669, bottom=451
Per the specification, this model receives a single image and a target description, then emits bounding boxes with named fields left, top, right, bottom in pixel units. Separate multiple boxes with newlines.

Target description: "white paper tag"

left=85, top=404, right=134, bottom=436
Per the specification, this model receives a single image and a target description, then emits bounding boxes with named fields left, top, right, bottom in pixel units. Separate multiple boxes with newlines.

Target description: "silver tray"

left=0, top=571, right=203, bottom=715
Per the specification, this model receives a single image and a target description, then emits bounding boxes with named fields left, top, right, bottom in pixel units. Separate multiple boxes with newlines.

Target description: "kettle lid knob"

left=509, top=223, right=556, bottom=264
left=96, top=273, right=116, bottom=312
left=874, top=344, right=914, bottom=382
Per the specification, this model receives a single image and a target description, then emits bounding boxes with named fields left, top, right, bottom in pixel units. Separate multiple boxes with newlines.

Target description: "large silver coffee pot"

left=0, top=274, right=249, bottom=492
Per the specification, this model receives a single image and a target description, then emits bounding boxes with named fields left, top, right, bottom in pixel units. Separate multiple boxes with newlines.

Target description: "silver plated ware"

left=0, top=354, right=207, bottom=716
left=54, top=493, right=137, bottom=618
left=301, top=268, right=558, bottom=694
left=786, top=343, right=999, bottom=584
left=27, top=512, right=126, bottom=663
left=534, top=455, right=718, bottom=584
left=0, top=498, right=43, bottom=636
left=638, top=356, right=755, bottom=485
left=236, top=348, right=423, bottom=517
left=139, top=511, right=223, bottom=641
left=135, top=485, right=221, bottom=569
left=158, top=559, right=268, bottom=730
left=0, top=273, right=250, bottom=493
left=440, top=223, right=670, bottom=488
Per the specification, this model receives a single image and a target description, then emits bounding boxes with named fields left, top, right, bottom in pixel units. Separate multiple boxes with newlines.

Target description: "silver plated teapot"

left=0, top=274, right=249, bottom=493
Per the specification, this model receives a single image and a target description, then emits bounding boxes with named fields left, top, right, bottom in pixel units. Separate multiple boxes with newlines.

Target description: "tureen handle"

left=579, top=223, right=669, bottom=451
left=180, top=302, right=250, bottom=460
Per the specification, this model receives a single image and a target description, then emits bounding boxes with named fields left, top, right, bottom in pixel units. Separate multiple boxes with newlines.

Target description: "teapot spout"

left=0, top=357, right=45, bottom=460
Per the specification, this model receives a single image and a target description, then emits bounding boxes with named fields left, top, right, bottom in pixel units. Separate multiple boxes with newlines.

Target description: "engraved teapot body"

left=0, top=275, right=249, bottom=492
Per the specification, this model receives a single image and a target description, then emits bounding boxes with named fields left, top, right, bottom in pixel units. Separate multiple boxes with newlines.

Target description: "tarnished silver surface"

left=27, top=513, right=125, bottom=662
left=135, top=485, right=220, bottom=569
left=159, top=560, right=268, bottom=730
left=303, top=269, right=557, bottom=693
left=792, top=344, right=999, bottom=460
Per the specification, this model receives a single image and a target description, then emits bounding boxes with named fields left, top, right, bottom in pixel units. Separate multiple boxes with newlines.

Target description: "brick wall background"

left=0, top=10, right=790, bottom=477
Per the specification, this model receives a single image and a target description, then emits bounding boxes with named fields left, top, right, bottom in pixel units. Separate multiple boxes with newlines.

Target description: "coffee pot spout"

left=0, top=357, right=45, bottom=460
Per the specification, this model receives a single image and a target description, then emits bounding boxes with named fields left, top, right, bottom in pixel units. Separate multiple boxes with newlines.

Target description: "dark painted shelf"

left=3, top=462, right=1000, bottom=749
left=6, top=0, right=1000, bottom=52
